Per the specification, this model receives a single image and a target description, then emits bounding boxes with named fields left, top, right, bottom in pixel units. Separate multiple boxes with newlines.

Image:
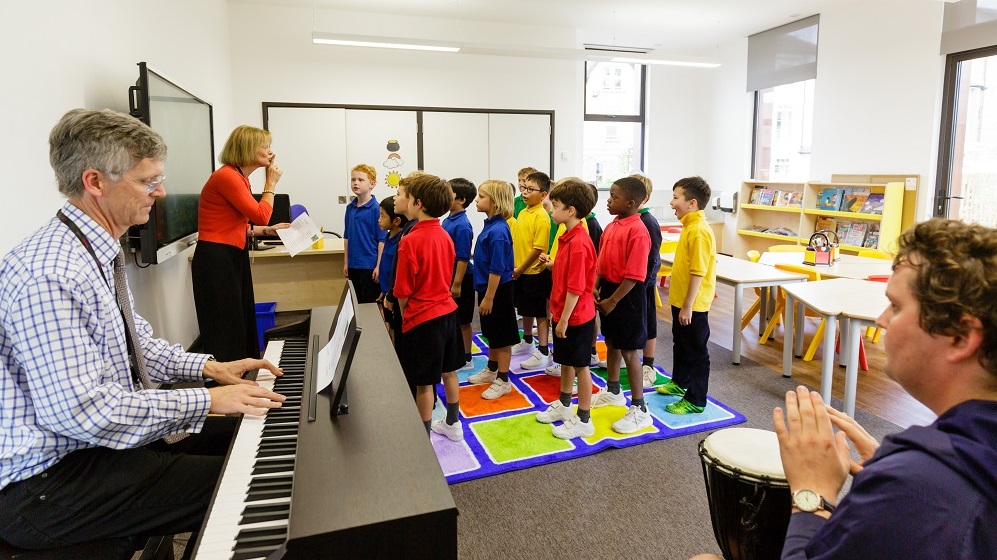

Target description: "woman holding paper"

left=192, top=125, right=290, bottom=361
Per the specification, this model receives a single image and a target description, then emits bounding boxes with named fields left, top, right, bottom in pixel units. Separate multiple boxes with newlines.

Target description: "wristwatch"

left=792, top=489, right=836, bottom=513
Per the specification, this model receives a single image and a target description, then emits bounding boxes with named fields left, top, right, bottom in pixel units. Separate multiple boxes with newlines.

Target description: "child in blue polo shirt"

left=344, top=163, right=387, bottom=303
left=467, top=180, right=519, bottom=400
left=377, top=195, right=408, bottom=344
left=442, top=178, right=478, bottom=370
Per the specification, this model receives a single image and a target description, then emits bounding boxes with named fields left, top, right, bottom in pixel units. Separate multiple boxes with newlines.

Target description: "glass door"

left=936, top=47, right=997, bottom=226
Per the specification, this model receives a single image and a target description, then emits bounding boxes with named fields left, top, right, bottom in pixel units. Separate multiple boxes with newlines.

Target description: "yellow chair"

left=857, top=248, right=891, bottom=260
left=657, top=237, right=678, bottom=288
left=759, top=265, right=825, bottom=361
left=740, top=251, right=764, bottom=331
left=767, top=244, right=806, bottom=253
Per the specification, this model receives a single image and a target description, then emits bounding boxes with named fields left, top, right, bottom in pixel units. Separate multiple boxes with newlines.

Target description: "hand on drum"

left=772, top=386, right=850, bottom=513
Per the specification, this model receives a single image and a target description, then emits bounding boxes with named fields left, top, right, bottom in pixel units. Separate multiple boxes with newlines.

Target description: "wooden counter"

left=249, top=238, right=346, bottom=311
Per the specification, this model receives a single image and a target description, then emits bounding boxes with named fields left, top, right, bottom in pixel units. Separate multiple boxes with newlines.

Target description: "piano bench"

left=0, top=534, right=173, bottom=560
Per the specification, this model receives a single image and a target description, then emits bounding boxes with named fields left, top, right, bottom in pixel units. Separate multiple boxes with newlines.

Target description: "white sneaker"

left=611, top=405, right=652, bottom=434
left=511, top=340, right=534, bottom=355
left=552, top=414, right=595, bottom=439
left=468, top=368, right=497, bottom=385
left=596, top=358, right=608, bottom=369
left=520, top=349, right=552, bottom=371
left=642, top=365, right=658, bottom=387
left=536, top=400, right=574, bottom=424
left=590, top=387, right=626, bottom=408
left=545, top=363, right=562, bottom=377
left=590, top=352, right=601, bottom=367
left=481, top=378, right=512, bottom=400
left=458, top=359, right=476, bottom=372
left=431, top=418, right=464, bottom=441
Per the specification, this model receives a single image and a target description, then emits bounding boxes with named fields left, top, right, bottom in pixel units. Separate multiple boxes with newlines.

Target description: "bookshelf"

left=735, top=181, right=805, bottom=255
left=735, top=176, right=914, bottom=257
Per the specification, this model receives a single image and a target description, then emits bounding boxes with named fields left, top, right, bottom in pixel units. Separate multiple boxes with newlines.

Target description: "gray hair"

left=49, top=108, right=167, bottom=198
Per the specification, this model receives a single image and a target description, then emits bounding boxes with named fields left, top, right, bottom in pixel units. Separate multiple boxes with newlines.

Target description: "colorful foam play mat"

left=431, top=333, right=746, bottom=484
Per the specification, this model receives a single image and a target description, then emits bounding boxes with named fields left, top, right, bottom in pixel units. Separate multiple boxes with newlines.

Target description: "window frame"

left=584, top=61, right=647, bottom=179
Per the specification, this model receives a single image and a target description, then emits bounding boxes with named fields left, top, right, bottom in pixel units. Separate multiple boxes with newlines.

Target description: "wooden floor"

left=656, top=282, right=936, bottom=429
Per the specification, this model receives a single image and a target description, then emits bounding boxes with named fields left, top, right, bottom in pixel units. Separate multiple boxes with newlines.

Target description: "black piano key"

left=246, top=488, right=292, bottom=502
left=240, top=503, right=290, bottom=525
left=252, top=458, right=294, bottom=475
left=231, top=543, right=285, bottom=560
left=234, top=526, right=287, bottom=543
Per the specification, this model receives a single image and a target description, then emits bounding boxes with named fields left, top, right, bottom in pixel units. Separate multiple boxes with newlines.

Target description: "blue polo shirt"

left=472, top=214, right=514, bottom=293
left=344, top=195, right=386, bottom=269
left=378, top=230, right=402, bottom=294
left=441, top=209, right=474, bottom=280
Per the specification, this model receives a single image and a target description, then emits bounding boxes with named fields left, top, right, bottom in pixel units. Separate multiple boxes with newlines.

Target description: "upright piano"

left=191, top=304, right=458, bottom=559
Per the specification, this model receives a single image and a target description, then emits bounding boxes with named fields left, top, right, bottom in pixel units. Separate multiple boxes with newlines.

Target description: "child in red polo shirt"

left=393, top=173, right=466, bottom=440
left=592, top=176, right=652, bottom=434
left=535, top=178, right=598, bottom=439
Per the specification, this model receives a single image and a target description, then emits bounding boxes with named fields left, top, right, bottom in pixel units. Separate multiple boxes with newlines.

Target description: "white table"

left=758, top=252, right=893, bottom=280
left=662, top=253, right=807, bottom=364
left=780, top=278, right=888, bottom=416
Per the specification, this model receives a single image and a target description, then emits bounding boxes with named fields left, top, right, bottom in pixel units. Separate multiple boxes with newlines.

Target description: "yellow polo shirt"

left=668, top=210, right=717, bottom=312
left=513, top=203, right=551, bottom=275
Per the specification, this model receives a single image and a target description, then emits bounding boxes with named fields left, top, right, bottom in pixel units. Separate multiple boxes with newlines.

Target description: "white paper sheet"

left=316, top=294, right=355, bottom=392
left=276, top=213, right=323, bottom=256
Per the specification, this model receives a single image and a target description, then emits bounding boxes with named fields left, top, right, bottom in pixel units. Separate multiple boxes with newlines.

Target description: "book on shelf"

left=757, top=189, right=776, bottom=206
left=863, top=224, right=881, bottom=248
left=815, top=216, right=838, bottom=234
left=766, top=227, right=798, bottom=237
left=843, top=221, right=869, bottom=247
left=773, top=191, right=792, bottom=207
left=835, top=220, right=851, bottom=242
left=788, top=191, right=804, bottom=208
left=745, top=225, right=768, bottom=232
left=818, top=188, right=841, bottom=211
left=748, top=188, right=762, bottom=204
left=841, top=190, right=870, bottom=214
left=859, top=192, right=885, bottom=214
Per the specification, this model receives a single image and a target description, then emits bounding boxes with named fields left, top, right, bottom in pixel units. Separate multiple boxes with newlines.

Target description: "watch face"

left=793, top=489, right=821, bottom=512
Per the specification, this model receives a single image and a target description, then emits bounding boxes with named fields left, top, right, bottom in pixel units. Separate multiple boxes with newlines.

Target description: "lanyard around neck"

left=57, top=210, right=109, bottom=288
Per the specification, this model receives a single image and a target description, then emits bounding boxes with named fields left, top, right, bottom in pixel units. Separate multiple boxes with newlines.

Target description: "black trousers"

left=671, top=305, right=711, bottom=407
left=0, top=417, right=235, bottom=552
left=192, top=240, right=259, bottom=361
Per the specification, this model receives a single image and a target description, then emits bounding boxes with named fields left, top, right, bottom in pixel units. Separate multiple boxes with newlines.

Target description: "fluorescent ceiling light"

left=611, top=56, right=720, bottom=68
left=312, top=32, right=460, bottom=52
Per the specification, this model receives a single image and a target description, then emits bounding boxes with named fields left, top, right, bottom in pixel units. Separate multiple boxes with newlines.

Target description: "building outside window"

left=753, top=79, right=814, bottom=182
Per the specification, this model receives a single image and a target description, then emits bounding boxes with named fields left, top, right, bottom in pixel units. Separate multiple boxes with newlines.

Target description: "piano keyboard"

left=194, top=338, right=307, bottom=560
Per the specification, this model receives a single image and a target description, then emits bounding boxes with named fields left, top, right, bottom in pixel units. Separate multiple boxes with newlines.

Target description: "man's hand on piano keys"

left=208, top=384, right=287, bottom=416
left=203, top=357, right=284, bottom=386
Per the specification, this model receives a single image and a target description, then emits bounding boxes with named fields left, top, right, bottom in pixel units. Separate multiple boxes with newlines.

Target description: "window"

left=936, top=47, right=997, bottom=226
left=752, top=79, right=815, bottom=181
left=583, top=61, right=645, bottom=189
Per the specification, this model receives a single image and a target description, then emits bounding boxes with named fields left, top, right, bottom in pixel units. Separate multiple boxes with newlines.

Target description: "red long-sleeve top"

left=197, top=165, right=272, bottom=248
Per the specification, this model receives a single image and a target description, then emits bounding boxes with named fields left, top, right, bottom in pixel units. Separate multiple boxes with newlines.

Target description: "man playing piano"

left=0, top=109, right=285, bottom=555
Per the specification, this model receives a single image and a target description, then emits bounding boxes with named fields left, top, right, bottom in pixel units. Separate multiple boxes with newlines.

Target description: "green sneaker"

left=665, top=398, right=705, bottom=415
left=655, top=380, right=687, bottom=397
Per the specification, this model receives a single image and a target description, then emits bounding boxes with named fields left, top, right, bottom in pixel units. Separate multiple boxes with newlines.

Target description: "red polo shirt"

left=597, top=213, right=651, bottom=284
left=550, top=222, right=597, bottom=325
left=197, top=165, right=273, bottom=248
left=393, top=219, right=458, bottom=332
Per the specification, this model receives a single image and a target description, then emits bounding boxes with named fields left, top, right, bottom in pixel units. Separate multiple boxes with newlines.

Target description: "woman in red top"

left=192, top=126, right=287, bottom=361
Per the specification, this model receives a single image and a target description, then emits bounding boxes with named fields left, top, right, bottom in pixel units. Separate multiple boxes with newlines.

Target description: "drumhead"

left=702, top=428, right=785, bottom=480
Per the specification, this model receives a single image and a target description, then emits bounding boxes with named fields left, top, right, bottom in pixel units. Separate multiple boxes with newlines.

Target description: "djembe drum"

left=699, top=428, right=791, bottom=560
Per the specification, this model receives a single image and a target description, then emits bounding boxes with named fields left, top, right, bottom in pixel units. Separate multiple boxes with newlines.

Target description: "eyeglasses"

left=519, top=185, right=541, bottom=194
left=126, top=175, right=166, bottom=193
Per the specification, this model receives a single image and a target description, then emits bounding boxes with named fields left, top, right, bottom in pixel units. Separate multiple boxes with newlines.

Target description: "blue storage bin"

left=254, top=302, right=277, bottom=352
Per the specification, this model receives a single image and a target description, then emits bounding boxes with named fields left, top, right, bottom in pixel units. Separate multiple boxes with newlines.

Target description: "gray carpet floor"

left=449, top=322, right=902, bottom=560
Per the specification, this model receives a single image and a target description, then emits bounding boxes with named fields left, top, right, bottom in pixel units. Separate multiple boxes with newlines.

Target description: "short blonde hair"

left=630, top=173, right=653, bottom=198
left=518, top=166, right=539, bottom=179
left=479, top=179, right=514, bottom=219
left=352, top=163, right=377, bottom=183
left=219, top=126, right=271, bottom=167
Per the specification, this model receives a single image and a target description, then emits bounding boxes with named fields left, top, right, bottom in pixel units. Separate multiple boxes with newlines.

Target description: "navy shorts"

left=478, top=282, right=520, bottom=349
left=348, top=268, right=381, bottom=304
left=598, top=280, right=647, bottom=350
left=397, top=310, right=464, bottom=387
left=454, top=272, right=475, bottom=325
left=553, top=317, right=596, bottom=367
left=515, top=269, right=552, bottom=318
left=644, top=279, right=658, bottom=339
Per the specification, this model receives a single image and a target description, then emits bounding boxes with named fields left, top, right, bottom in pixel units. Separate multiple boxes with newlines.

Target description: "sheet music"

left=276, top=213, right=323, bottom=256
left=316, top=295, right=355, bottom=392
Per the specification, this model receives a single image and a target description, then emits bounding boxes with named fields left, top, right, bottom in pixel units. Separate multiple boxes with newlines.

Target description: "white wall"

left=703, top=0, right=946, bottom=256
left=227, top=3, right=583, bottom=233
left=0, top=0, right=235, bottom=345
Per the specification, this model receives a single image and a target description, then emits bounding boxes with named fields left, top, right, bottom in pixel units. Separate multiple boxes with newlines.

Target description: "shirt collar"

left=445, top=209, right=466, bottom=221
left=484, top=214, right=505, bottom=225
left=355, top=195, right=377, bottom=208
left=559, top=222, right=583, bottom=243
left=410, top=218, right=442, bottom=232
left=680, top=210, right=706, bottom=226
left=613, top=213, right=642, bottom=226
left=61, top=201, right=121, bottom=265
